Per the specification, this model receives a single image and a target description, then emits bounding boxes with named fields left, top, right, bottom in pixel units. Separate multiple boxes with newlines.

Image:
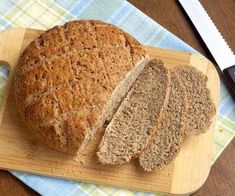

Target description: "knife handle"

left=223, top=65, right=235, bottom=94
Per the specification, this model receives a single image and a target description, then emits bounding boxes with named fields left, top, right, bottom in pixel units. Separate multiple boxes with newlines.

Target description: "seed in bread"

left=97, top=59, right=170, bottom=164
left=139, top=71, right=187, bottom=171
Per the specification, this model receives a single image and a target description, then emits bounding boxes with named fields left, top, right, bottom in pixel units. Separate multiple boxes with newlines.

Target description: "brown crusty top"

left=14, top=20, right=147, bottom=153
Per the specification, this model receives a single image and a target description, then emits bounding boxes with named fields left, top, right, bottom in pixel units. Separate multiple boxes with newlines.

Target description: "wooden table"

left=0, top=0, right=234, bottom=195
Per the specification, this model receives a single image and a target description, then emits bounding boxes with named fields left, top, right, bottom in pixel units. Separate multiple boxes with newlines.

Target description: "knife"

left=178, top=0, right=235, bottom=98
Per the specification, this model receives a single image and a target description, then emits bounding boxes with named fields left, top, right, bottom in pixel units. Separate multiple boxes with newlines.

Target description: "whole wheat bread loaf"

left=139, top=70, right=187, bottom=171
left=97, top=59, right=171, bottom=164
left=14, top=20, right=148, bottom=154
left=174, top=65, right=216, bottom=135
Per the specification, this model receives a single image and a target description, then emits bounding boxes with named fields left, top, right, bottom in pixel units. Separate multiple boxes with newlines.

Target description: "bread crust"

left=14, top=20, right=147, bottom=153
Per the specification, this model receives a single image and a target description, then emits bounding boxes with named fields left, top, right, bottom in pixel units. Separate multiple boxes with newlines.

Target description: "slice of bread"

left=174, top=65, right=216, bottom=135
left=97, top=59, right=171, bottom=164
left=14, top=20, right=149, bottom=154
left=139, top=71, right=187, bottom=171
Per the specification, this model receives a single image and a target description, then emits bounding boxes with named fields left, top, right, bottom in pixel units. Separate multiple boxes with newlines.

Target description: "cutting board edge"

left=0, top=163, right=173, bottom=195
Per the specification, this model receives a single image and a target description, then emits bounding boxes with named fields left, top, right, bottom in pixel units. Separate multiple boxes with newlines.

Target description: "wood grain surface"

left=0, top=0, right=234, bottom=195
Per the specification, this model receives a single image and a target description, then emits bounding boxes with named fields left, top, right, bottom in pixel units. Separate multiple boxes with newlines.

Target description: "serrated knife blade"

left=178, top=0, right=235, bottom=98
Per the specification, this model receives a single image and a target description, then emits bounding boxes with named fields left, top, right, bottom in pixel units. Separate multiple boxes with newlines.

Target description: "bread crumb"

left=97, top=59, right=170, bottom=165
left=175, top=65, right=216, bottom=135
left=139, top=71, right=186, bottom=171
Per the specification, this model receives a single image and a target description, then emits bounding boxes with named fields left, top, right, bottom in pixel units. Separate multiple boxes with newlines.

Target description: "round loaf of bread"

left=14, top=20, right=148, bottom=153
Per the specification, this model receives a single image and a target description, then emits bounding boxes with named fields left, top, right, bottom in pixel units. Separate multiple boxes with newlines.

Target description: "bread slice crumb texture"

left=97, top=59, right=170, bottom=164
left=139, top=70, right=187, bottom=171
left=174, top=65, right=216, bottom=135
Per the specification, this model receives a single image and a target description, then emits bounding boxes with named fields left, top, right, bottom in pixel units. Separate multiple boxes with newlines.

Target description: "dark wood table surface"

left=0, top=0, right=234, bottom=195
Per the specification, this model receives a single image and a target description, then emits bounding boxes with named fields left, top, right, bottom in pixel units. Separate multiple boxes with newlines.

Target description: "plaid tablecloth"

left=0, top=0, right=234, bottom=195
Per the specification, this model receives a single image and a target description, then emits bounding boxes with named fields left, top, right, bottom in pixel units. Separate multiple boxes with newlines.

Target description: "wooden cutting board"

left=0, top=28, right=220, bottom=195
